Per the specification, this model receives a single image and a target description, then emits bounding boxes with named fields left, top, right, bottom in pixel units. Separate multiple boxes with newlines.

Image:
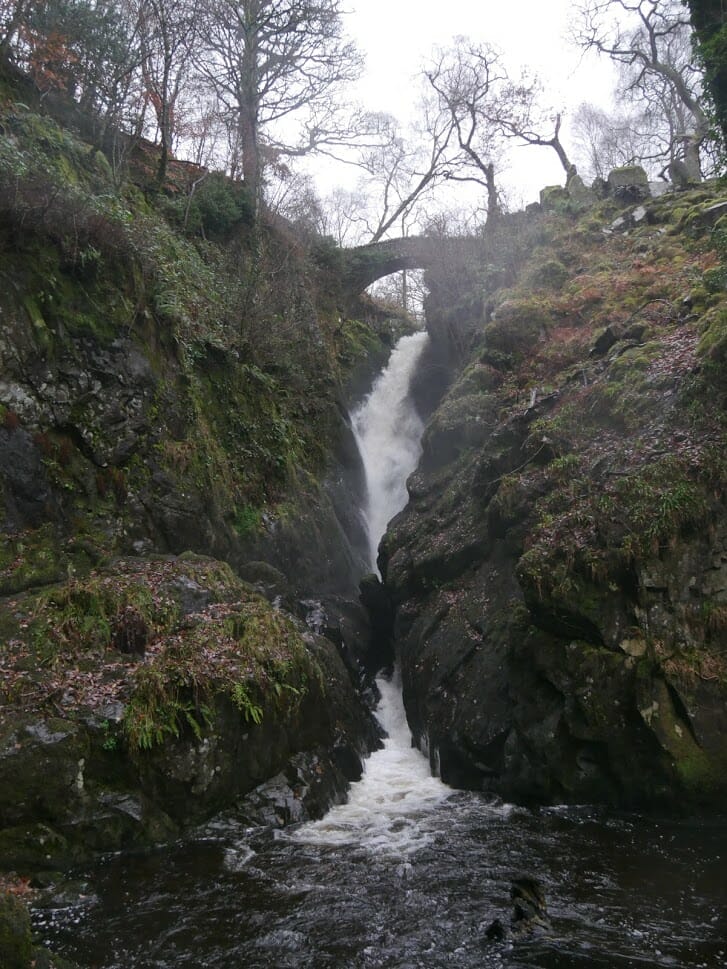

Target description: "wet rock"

left=0, top=823, right=76, bottom=871
left=236, top=561, right=290, bottom=601
left=0, top=891, right=33, bottom=968
left=510, top=877, right=551, bottom=936
left=0, top=719, right=89, bottom=830
left=0, top=555, right=381, bottom=870
left=484, top=918, right=506, bottom=941
left=237, top=748, right=352, bottom=827
left=484, top=877, right=551, bottom=943
left=0, top=426, right=56, bottom=530
left=358, top=573, right=395, bottom=673
left=385, top=206, right=727, bottom=810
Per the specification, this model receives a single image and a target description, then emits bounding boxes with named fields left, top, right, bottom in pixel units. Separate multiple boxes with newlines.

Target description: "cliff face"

left=0, top=106, right=387, bottom=597
left=383, top=186, right=727, bottom=811
left=0, top=99, right=400, bottom=868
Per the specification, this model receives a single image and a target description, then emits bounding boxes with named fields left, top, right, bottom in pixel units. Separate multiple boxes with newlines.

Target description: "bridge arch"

left=341, top=236, right=442, bottom=294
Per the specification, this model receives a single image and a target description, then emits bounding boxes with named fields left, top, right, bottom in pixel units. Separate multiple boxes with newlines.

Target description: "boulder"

left=607, top=165, right=650, bottom=204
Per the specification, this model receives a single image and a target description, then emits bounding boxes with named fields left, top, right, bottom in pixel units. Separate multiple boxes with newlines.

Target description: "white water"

left=290, top=331, right=453, bottom=855
left=351, top=330, right=429, bottom=573
left=290, top=673, right=452, bottom=856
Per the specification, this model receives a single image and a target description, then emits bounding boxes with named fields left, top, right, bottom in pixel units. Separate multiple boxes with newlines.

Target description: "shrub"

left=168, top=174, right=253, bottom=240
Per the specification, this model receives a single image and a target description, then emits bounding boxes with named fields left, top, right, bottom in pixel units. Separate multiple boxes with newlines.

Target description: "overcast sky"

left=330, top=0, right=618, bottom=207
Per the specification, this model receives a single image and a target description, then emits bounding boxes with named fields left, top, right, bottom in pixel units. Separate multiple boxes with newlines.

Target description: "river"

left=33, top=674, right=727, bottom=967
left=33, top=331, right=727, bottom=968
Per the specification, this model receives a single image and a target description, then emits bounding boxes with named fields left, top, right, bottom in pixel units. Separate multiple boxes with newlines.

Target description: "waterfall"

left=287, top=330, right=451, bottom=853
left=350, top=330, right=429, bottom=572
left=290, top=671, right=451, bottom=855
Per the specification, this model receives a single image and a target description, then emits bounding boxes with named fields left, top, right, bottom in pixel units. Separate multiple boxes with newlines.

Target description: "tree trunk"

left=683, top=136, right=703, bottom=180
left=239, top=0, right=262, bottom=214
left=238, top=103, right=260, bottom=212
left=484, top=162, right=500, bottom=234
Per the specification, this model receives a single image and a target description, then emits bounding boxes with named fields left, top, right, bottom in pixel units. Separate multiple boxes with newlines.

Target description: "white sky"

left=316, top=0, right=619, bottom=209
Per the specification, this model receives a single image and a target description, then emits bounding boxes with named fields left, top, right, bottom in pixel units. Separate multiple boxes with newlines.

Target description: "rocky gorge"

left=383, top=176, right=727, bottom=811
left=0, top=61, right=727, bottom=966
left=0, top=73, right=397, bottom=923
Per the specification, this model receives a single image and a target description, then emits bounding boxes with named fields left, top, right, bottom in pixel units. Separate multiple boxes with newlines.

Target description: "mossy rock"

left=607, top=166, right=649, bottom=204
left=450, top=362, right=503, bottom=398
left=0, top=524, right=65, bottom=596
left=0, top=823, right=73, bottom=871
left=485, top=297, right=552, bottom=359
left=703, top=265, right=727, bottom=294
left=0, top=891, right=33, bottom=969
left=539, top=185, right=570, bottom=214
left=525, top=258, right=569, bottom=291
left=421, top=393, right=498, bottom=469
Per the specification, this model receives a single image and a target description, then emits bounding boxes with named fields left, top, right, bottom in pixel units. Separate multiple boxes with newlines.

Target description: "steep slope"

left=384, top=184, right=727, bottom=810
left=0, top=89, right=400, bottom=869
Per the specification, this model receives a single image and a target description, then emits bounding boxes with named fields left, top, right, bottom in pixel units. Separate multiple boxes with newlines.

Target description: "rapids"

left=33, top=690, right=727, bottom=968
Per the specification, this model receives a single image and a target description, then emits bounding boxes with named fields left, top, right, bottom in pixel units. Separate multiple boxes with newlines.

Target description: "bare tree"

left=502, top=107, right=577, bottom=178
left=368, top=267, right=426, bottom=320
left=196, top=0, right=363, bottom=210
left=575, top=0, right=709, bottom=178
left=320, top=186, right=369, bottom=246
left=572, top=101, right=653, bottom=178
left=350, top=107, right=454, bottom=242
left=422, top=39, right=554, bottom=229
left=266, top=167, right=326, bottom=237
left=128, top=0, right=198, bottom=187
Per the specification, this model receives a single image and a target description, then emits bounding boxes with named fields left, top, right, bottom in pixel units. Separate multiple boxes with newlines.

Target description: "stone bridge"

left=341, top=236, right=466, bottom=294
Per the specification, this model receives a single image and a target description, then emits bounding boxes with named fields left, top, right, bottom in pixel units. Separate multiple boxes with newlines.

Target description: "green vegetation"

left=122, top=595, right=318, bottom=750
left=0, top=891, right=32, bottom=969
left=0, top=89, right=399, bottom=608
left=0, top=556, right=324, bottom=752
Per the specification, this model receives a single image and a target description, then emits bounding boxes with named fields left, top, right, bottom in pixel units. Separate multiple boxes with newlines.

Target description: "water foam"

left=290, top=673, right=451, bottom=855
left=350, top=330, right=428, bottom=572
left=291, top=332, right=448, bottom=856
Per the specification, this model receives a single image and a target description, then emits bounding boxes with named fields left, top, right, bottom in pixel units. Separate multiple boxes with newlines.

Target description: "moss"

left=0, top=525, right=64, bottom=595
left=703, top=265, right=727, bottom=293
left=539, top=185, right=571, bottom=214
left=449, top=362, right=503, bottom=398
left=613, top=458, right=710, bottom=553
left=233, top=504, right=262, bottom=538
left=697, top=307, right=727, bottom=381
left=0, top=891, right=33, bottom=969
left=0, top=554, right=326, bottom=742
left=122, top=593, right=321, bottom=750
left=21, top=295, right=53, bottom=355
left=336, top=317, right=388, bottom=376
left=30, top=562, right=189, bottom=662
left=485, top=297, right=552, bottom=361
left=675, top=747, right=723, bottom=794
left=525, top=257, right=569, bottom=291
